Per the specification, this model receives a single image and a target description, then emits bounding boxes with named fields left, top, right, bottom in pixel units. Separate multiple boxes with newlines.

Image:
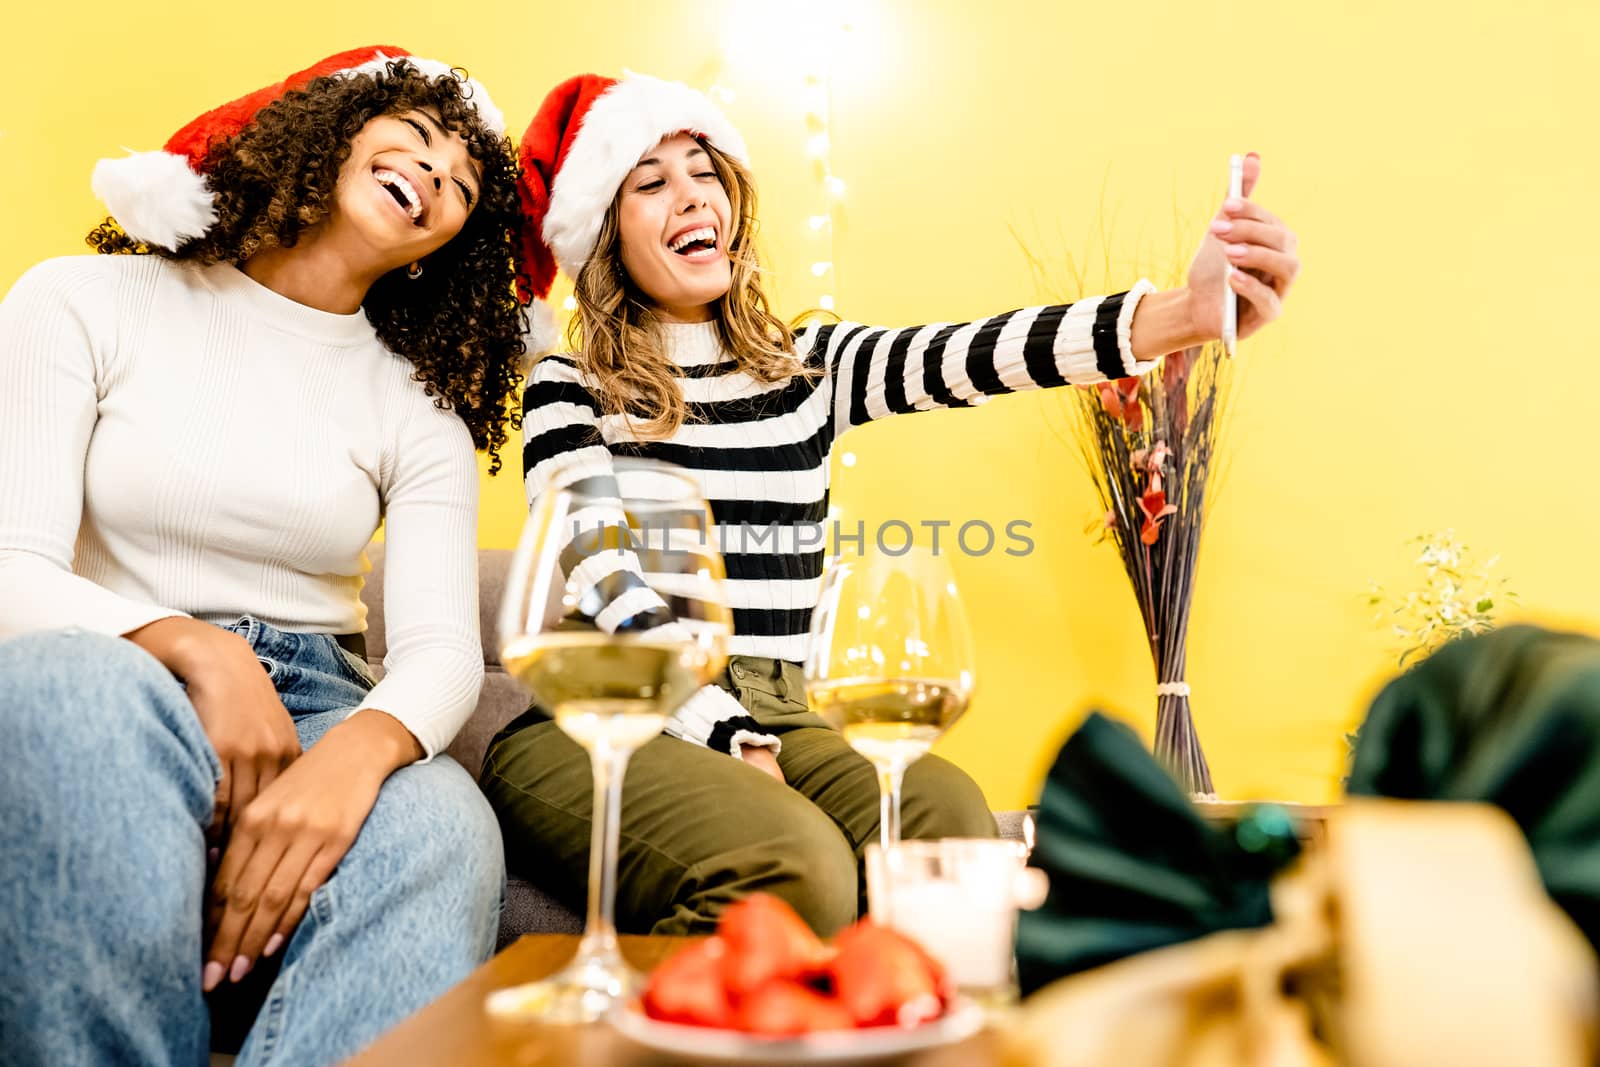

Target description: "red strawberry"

left=733, top=978, right=855, bottom=1036
left=828, top=920, right=950, bottom=1028
left=642, top=936, right=734, bottom=1028
left=717, top=893, right=832, bottom=996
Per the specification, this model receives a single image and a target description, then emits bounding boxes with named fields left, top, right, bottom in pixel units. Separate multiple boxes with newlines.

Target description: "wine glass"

left=804, top=544, right=976, bottom=851
left=487, top=458, right=730, bottom=1023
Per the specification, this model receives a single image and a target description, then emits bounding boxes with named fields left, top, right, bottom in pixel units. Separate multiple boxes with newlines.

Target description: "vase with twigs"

left=1073, top=347, right=1230, bottom=797
left=1019, top=226, right=1233, bottom=797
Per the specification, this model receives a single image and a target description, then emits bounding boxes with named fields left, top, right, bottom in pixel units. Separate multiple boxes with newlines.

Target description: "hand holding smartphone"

left=1222, top=153, right=1243, bottom=357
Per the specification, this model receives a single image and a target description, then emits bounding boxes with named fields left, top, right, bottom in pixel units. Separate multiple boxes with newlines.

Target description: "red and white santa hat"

left=516, top=73, right=749, bottom=314
left=91, top=45, right=505, bottom=255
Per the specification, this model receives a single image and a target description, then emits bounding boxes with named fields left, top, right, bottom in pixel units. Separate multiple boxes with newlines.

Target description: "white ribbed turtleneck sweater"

left=0, top=255, right=482, bottom=759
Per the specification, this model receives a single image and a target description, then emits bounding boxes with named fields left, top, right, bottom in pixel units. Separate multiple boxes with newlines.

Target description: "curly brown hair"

left=87, top=59, right=527, bottom=473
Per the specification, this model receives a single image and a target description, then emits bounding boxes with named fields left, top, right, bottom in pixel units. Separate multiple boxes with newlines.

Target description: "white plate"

left=609, top=997, right=986, bottom=1064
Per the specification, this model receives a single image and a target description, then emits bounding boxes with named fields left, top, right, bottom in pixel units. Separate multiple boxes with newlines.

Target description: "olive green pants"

left=479, top=655, right=997, bottom=936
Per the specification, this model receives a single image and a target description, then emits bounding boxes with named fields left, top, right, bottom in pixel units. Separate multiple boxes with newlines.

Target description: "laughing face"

left=617, top=133, right=734, bottom=322
left=331, top=108, right=482, bottom=273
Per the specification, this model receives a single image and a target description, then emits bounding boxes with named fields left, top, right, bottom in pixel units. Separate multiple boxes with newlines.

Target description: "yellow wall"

left=7, top=1, right=1598, bottom=809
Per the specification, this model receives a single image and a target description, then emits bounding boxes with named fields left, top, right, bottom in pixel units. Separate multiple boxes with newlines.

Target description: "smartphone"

left=1222, top=153, right=1243, bottom=357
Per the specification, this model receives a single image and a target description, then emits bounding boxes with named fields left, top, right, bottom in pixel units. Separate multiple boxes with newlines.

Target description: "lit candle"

left=886, top=879, right=1014, bottom=990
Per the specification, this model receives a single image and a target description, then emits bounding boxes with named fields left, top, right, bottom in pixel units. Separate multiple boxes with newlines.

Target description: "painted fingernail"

left=203, top=961, right=225, bottom=992
left=1246, top=151, right=1260, bottom=160
left=1226, top=244, right=1248, bottom=257
left=1209, top=219, right=1232, bottom=234
left=230, top=955, right=253, bottom=983
left=264, top=933, right=284, bottom=959
left=208, top=847, right=219, bottom=865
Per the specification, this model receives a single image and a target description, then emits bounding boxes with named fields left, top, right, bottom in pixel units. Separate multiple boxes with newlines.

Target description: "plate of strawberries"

left=611, top=893, right=985, bottom=1063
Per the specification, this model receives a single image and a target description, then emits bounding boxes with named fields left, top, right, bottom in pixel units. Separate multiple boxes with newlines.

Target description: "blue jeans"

left=0, top=618, right=505, bottom=1066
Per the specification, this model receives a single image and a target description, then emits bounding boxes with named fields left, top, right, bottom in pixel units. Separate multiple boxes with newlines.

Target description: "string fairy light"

left=717, top=1, right=856, bottom=314
left=800, top=17, right=851, bottom=316
left=706, top=5, right=858, bottom=316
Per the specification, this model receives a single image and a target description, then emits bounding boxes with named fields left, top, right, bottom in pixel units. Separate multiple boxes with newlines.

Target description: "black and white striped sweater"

left=521, top=282, right=1159, bottom=754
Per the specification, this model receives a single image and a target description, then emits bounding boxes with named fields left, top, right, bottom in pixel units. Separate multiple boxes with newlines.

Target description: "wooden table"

left=345, top=935, right=1012, bottom=1066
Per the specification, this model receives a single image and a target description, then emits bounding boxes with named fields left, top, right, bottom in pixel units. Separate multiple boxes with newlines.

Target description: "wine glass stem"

left=576, top=744, right=631, bottom=963
left=877, top=762, right=906, bottom=851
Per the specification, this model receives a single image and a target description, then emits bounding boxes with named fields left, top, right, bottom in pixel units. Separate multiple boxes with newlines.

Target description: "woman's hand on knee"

left=739, top=744, right=785, bottom=784
left=126, top=618, right=301, bottom=844
left=200, top=714, right=401, bottom=991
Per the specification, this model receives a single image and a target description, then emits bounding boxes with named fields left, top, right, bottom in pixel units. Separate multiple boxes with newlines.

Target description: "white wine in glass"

left=502, top=633, right=708, bottom=750
left=804, top=545, right=975, bottom=850
left=488, top=459, right=730, bottom=1024
left=807, top=677, right=970, bottom=767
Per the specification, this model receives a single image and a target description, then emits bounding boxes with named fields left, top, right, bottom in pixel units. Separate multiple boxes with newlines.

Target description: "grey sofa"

left=360, top=545, right=1026, bottom=948
left=362, top=545, right=583, bottom=945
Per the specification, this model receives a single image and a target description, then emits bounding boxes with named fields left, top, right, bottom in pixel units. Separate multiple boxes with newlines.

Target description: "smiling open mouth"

left=668, top=226, right=719, bottom=258
left=374, top=168, right=424, bottom=225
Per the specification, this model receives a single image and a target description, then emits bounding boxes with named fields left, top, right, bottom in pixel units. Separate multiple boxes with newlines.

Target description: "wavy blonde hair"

left=562, top=139, right=818, bottom=439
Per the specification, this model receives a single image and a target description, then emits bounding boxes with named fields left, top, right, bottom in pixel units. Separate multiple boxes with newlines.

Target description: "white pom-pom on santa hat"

left=91, top=150, right=218, bottom=252
left=92, top=45, right=505, bottom=251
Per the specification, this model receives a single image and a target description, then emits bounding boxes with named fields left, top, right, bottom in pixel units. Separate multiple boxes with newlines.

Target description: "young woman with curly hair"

left=0, top=47, right=528, bottom=1065
left=480, top=74, right=1301, bottom=938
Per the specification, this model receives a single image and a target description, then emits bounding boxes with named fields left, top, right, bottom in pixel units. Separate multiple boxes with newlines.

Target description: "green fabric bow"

left=1017, top=625, right=1600, bottom=996
left=1016, top=713, right=1300, bottom=995
left=1347, top=624, right=1600, bottom=953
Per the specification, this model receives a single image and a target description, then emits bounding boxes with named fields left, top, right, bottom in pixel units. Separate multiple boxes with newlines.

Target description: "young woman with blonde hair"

left=482, top=73, right=1300, bottom=937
